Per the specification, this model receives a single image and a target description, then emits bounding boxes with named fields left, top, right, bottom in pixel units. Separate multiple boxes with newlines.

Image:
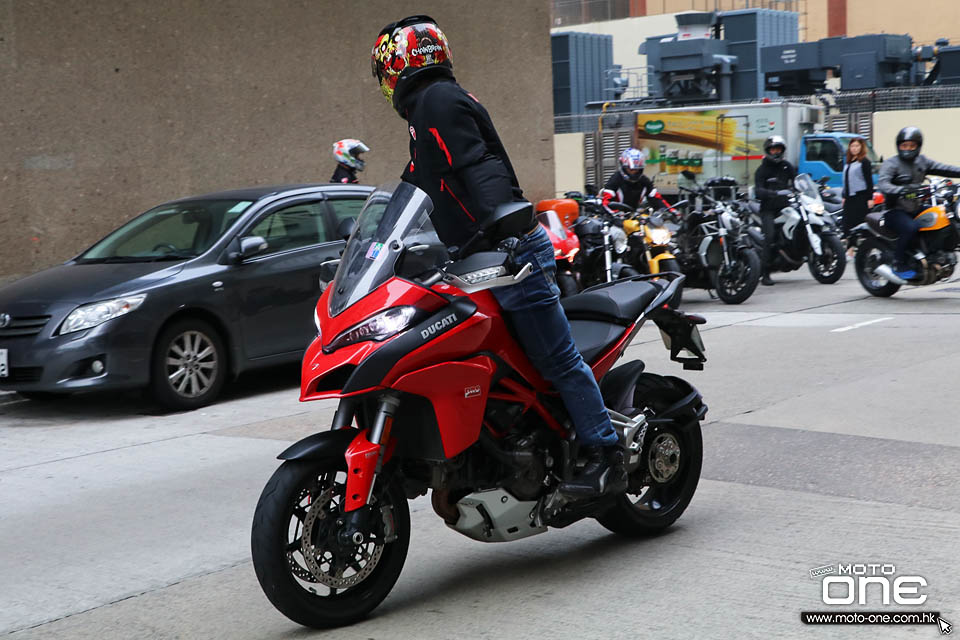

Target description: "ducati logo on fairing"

left=420, top=313, right=457, bottom=340
left=464, top=386, right=481, bottom=398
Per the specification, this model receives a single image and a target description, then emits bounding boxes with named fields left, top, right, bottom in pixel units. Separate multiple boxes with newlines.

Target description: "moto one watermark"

left=801, top=562, right=952, bottom=634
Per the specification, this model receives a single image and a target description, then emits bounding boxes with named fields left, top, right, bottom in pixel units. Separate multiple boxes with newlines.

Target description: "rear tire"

left=597, top=373, right=702, bottom=537
left=808, top=234, right=846, bottom=284
left=711, top=248, right=761, bottom=305
left=855, top=237, right=901, bottom=297
left=251, top=459, right=410, bottom=629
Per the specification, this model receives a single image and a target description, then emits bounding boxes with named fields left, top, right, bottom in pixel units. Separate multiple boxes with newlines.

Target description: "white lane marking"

left=830, top=317, right=894, bottom=333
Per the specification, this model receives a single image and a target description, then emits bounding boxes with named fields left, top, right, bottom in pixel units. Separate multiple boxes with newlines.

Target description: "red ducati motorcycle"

left=251, top=182, right=708, bottom=629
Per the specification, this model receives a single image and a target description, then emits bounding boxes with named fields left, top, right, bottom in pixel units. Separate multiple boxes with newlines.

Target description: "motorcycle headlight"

left=610, top=227, right=629, bottom=254
left=59, top=294, right=147, bottom=335
left=325, top=306, right=419, bottom=352
left=648, top=228, right=672, bottom=245
left=313, top=306, right=322, bottom=337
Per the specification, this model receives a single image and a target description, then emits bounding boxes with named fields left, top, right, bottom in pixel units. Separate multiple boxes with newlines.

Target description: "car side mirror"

left=336, top=218, right=356, bottom=241
left=238, top=236, right=268, bottom=261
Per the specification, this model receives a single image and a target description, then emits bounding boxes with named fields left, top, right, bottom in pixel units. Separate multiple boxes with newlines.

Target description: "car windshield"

left=328, top=182, right=448, bottom=316
left=795, top=174, right=822, bottom=202
left=78, top=199, right=253, bottom=263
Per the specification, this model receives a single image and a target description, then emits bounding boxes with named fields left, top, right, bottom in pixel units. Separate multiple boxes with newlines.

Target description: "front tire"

left=711, top=248, right=761, bottom=304
left=150, top=318, right=226, bottom=411
left=808, top=234, right=846, bottom=284
left=251, top=459, right=410, bottom=629
left=855, top=237, right=902, bottom=297
left=597, top=374, right=703, bottom=537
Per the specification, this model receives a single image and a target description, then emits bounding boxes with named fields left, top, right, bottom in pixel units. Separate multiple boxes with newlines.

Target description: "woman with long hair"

left=842, top=137, right=873, bottom=240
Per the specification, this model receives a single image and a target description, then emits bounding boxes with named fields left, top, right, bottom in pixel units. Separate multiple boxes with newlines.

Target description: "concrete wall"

left=873, top=108, right=960, bottom=162
left=0, top=1, right=553, bottom=280
left=554, top=133, right=586, bottom=196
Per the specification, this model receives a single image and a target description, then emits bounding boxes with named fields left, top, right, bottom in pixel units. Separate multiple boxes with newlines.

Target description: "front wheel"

left=808, top=234, right=846, bottom=284
left=855, top=237, right=902, bottom=297
left=251, top=459, right=410, bottom=629
left=597, top=374, right=703, bottom=537
left=711, top=248, right=761, bottom=305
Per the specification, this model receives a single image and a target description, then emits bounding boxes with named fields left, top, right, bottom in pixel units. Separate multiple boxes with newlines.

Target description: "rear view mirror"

left=486, top=201, right=534, bottom=238
left=336, top=218, right=357, bottom=241
left=319, top=259, right=340, bottom=283
left=239, top=236, right=268, bottom=260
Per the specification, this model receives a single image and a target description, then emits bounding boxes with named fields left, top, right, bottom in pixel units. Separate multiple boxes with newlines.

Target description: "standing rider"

left=371, top=16, right=625, bottom=497
left=754, top=135, right=797, bottom=286
left=330, top=139, right=369, bottom=184
left=876, top=127, right=960, bottom=280
left=601, top=148, right=657, bottom=210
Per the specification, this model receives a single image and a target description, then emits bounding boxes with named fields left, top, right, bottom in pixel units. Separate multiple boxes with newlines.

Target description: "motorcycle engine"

left=500, top=433, right=549, bottom=501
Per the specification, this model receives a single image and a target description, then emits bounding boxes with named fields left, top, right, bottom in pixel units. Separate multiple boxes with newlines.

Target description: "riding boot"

left=761, top=270, right=775, bottom=286
left=559, top=445, right=628, bottom=498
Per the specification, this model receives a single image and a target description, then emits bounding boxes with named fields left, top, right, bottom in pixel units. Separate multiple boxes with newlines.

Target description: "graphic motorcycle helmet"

left=371, top=15, right=453, bottom=112
left=618, top=148, right=646, bottom=183
left=332, top=139, right=369, bottom=171
left=896, top=126, right=923, bottom=162
left=763, top=135, right=787, bottom=161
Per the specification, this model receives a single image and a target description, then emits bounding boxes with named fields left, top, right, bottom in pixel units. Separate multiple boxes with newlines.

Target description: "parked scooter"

left=250, top=182, right=708, bottom=628
left=673, top=173, right=762, bottom=304
left=851, top=178, right=959, bottom=296
left=743, top=173, right=847, bottom=284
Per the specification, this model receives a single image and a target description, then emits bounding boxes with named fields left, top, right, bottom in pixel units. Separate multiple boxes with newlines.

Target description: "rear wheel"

left=251, top=459, right=410, bottom=629
left=711, top=248, right=761, bottom=304
left=855, top=237, right=901, bottom=297
left=597, top=374, right=702, bottom=537
left=808, top=234, right=846, bottom=284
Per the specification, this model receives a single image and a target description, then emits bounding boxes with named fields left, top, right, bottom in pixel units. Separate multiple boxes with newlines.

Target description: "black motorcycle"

left=572, top=198, right=640, bottom=288
left=672, top=175, right=762, bottom=304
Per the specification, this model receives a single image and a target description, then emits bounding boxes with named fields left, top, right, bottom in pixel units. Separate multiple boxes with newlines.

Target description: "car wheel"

left=150, top=318, right=226, bottom=411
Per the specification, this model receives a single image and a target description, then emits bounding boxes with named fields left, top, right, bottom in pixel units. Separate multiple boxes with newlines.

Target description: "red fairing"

left=391, top=356, right=495, bottom=458
left=590, top=322, right=639, bottom=381
left=344, top=430, right=381, bottom=511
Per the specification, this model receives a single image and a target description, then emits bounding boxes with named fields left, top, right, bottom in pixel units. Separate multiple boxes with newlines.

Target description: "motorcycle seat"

left=866, top=212, right=897, bottom=239
left=560, top=279, right=662, bottom=325
left=567, top=319, right=627, bottom=364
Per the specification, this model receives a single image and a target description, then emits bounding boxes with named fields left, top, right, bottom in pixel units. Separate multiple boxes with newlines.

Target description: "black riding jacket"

left=754, top=156, right=797, bottom=212
left=877, top=154, right=960, bottom=213
left=330, top=164, right=358, bottom=184
left=601, top=171, right=656, bottom=209
left=398, top=77, right=524, bottom=250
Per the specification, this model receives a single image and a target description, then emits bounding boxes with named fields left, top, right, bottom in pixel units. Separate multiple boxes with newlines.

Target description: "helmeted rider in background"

left=754, top=135, right=797, bottom=286
left=330, top=139, right=369, bottom=184
left=876, top=126, right=960, bottom=280
left=601, top=148, right=657, bottom=210
left=372, top=15, right=624, bottom=498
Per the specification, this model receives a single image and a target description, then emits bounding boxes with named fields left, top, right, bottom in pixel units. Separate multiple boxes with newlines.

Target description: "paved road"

left=2, top=269, right=959, bottom=639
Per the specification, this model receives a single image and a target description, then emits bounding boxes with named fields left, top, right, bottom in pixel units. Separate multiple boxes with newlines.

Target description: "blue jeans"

left=492, top=226, right=618, bottom=447
left=884, top=208, right=921, bottom=267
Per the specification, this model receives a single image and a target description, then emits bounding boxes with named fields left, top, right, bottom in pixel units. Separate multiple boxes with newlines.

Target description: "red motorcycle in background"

left=536, top=198, right=581, bottom=296
left=251, top=182, right=709, bottom=629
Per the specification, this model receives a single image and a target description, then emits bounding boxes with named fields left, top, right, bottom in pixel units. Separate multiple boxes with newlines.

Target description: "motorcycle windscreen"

left=328, top=182, right=449, bottom=317
left=794, top=173, right=823, bottom=203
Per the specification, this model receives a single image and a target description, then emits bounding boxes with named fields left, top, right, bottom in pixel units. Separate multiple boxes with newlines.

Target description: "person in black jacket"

left=372, top=16, right=624, bottom=497
left=754, top=135, right=797, bottom=285
left=330, top=139, right=369, bottom=184
left=841, top=137, right=873, bottom=239
left=601, top=148, right=656, bottom=210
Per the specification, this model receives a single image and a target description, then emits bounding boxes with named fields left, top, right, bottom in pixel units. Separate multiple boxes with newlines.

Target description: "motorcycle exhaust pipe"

left=874, top=263, right=907, bottom=285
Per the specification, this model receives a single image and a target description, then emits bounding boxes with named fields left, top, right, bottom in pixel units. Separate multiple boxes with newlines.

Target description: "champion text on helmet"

left=371, top=16, right=453, bottom=111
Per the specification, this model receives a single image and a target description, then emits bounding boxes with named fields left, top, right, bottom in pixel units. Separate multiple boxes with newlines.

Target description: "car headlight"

left=59, top=294, right=147, bottom=335
left=324, top=306, right=419, bottom=352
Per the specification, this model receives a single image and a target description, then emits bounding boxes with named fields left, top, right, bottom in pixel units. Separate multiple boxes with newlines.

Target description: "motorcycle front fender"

left=278, top=427, right=359, bottom=461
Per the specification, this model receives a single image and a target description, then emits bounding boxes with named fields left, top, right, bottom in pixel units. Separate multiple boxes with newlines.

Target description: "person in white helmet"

left=330, top=139, right=369, bottom=184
